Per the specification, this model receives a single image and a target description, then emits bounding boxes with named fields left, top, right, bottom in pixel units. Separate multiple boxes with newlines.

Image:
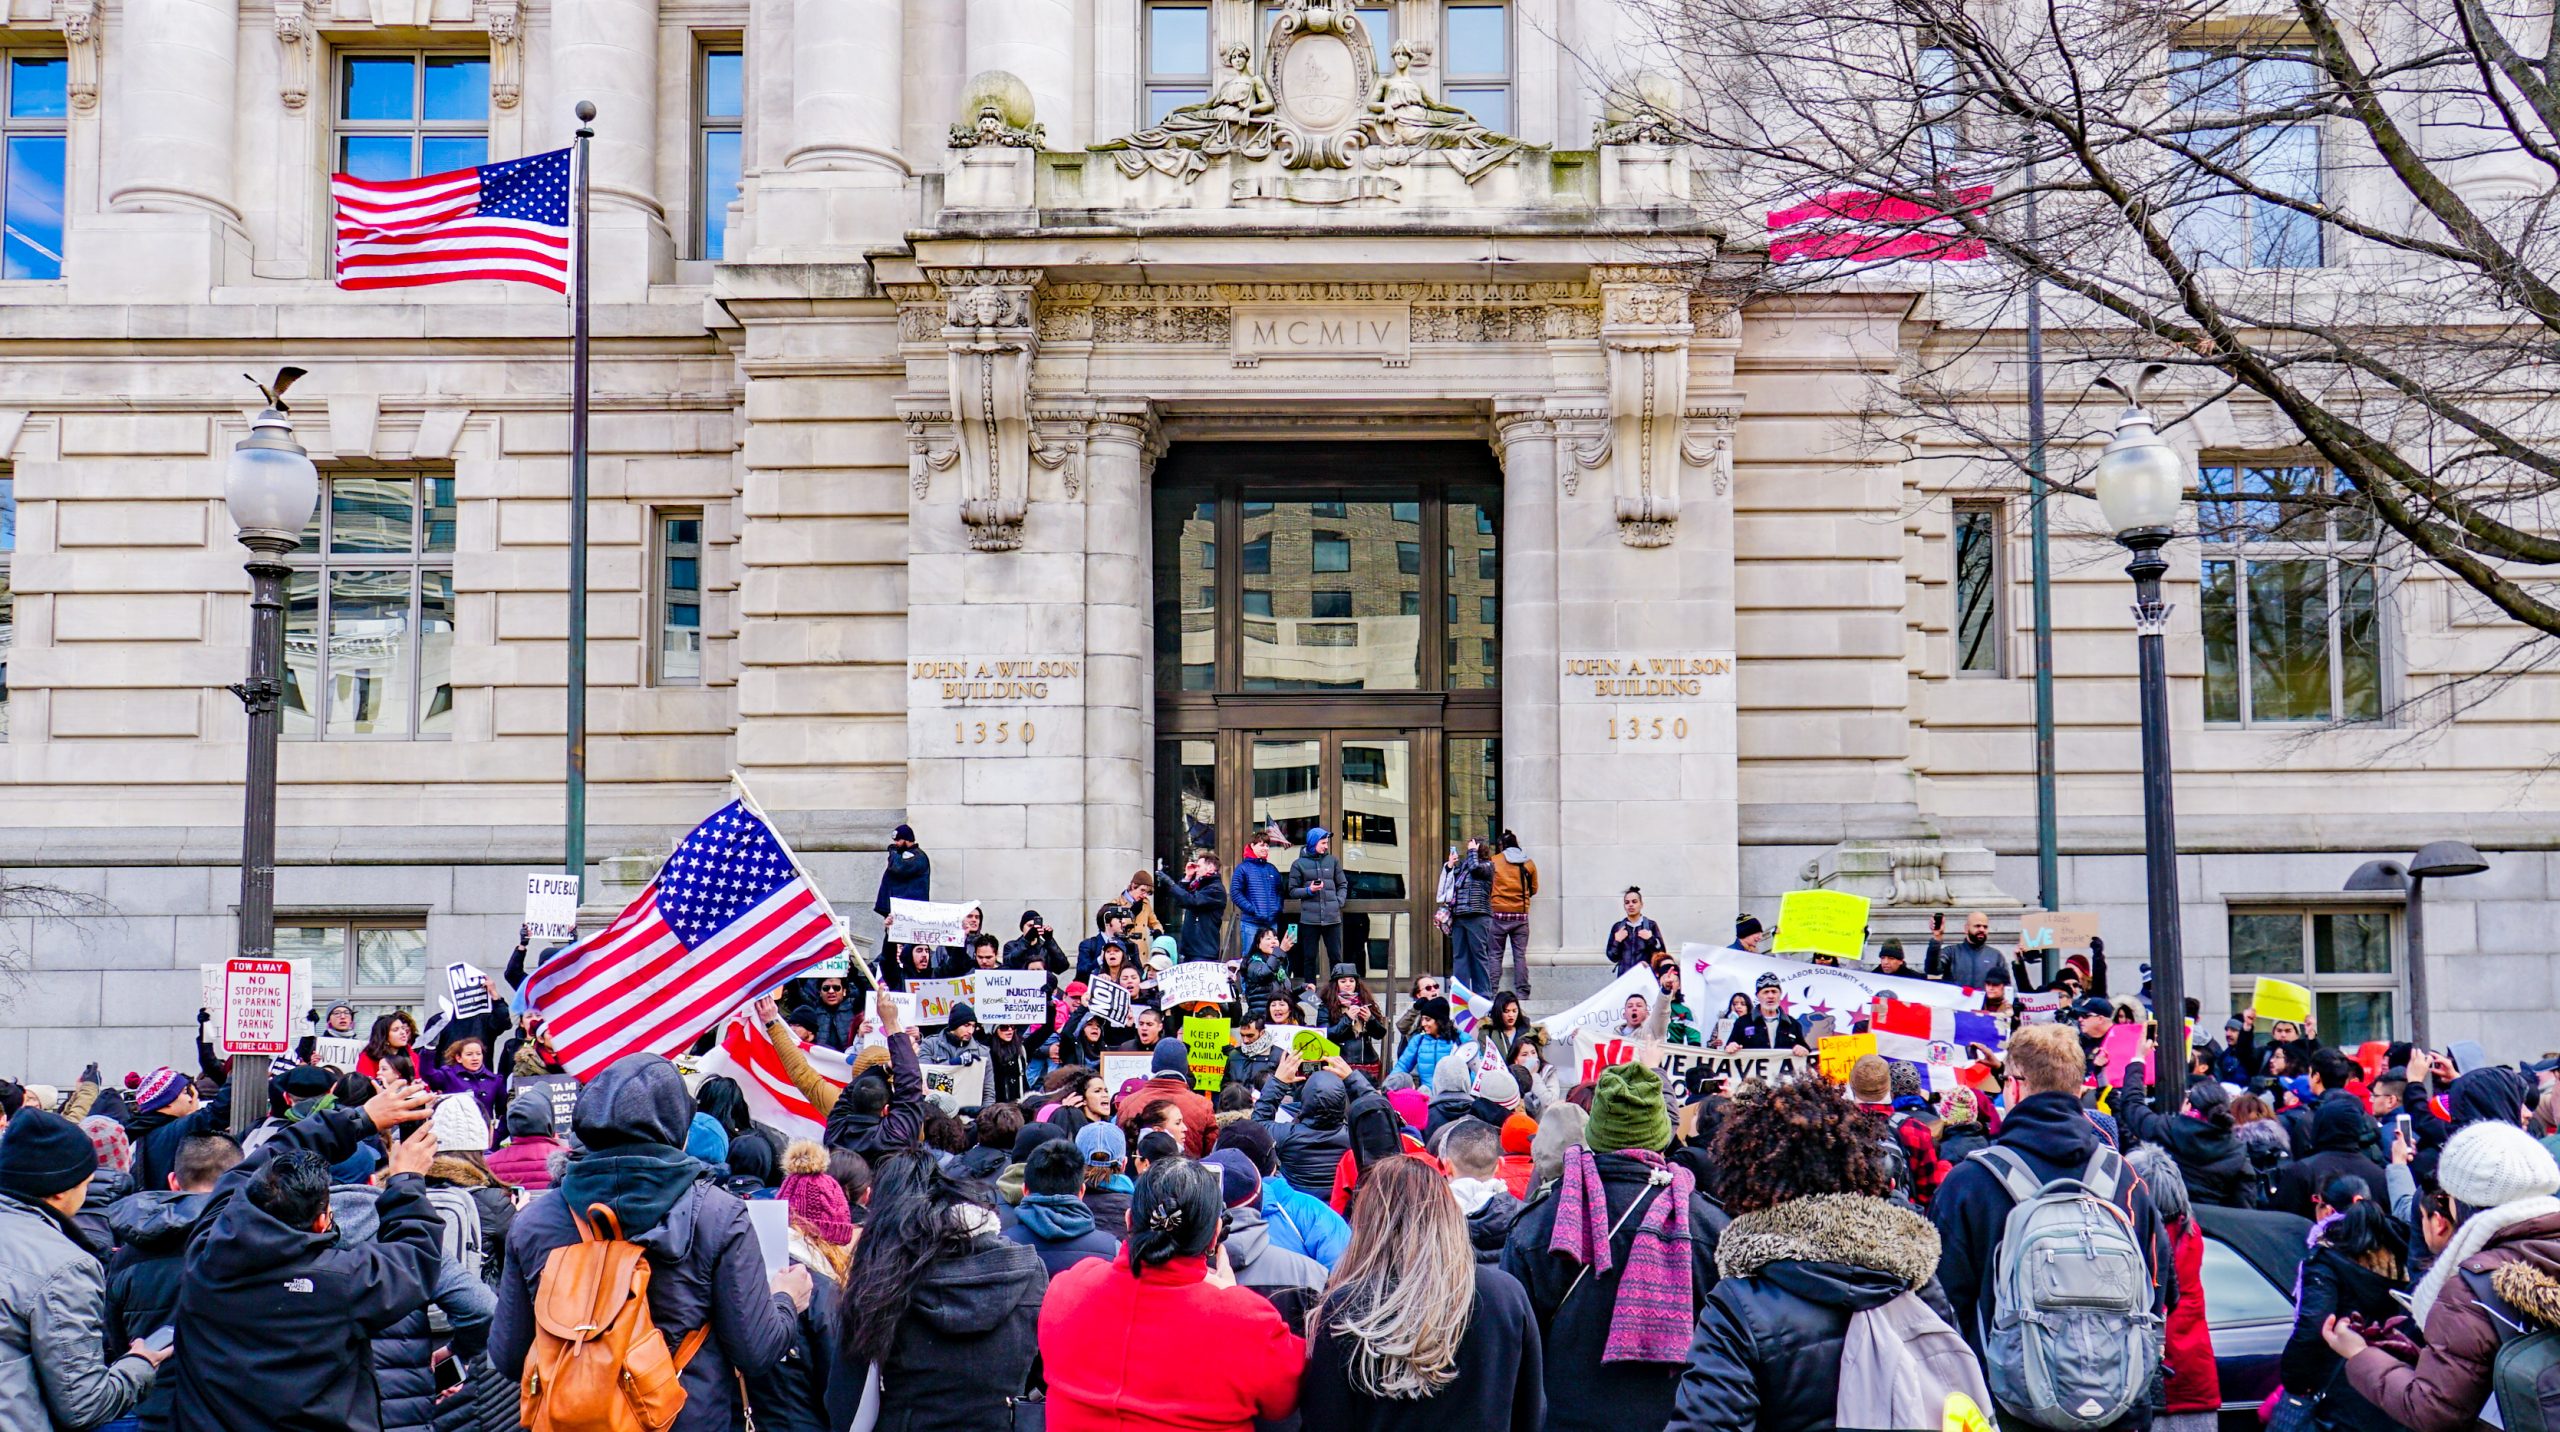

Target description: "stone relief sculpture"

left=935, top=271, right=1073, bottom=552
left=1093, top=44, right=1278, bottom=180
left=1368, top=42, right=1524, bottom=181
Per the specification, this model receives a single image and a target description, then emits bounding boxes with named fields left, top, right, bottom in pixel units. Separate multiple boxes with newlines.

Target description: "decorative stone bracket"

left=274, top=0, right=520, bottom=110
left=1571, top=267, right=1698, bottom=547
left=54, top=0, right=98, bottom=111
left=934, top=268, right=1067, bottom=552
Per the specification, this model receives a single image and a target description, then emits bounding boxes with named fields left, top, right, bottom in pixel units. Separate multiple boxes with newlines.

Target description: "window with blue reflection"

left=697, top=47, right=744, bottom=259
left=336, top=52, right=490, bottom=186
left=1, top=58, right=66, bottom=279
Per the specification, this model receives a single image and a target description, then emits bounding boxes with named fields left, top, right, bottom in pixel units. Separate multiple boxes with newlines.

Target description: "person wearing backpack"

left=1931, top=1022, right=2168, bottom=1432
left=1848, top=1055, right=1939, bottom=1207
left=492, top=1052, right=809, bottom=1432
left=1668, top=1078, right=1982, bottom=1432
left=2324, top=1119, right=2560, bottom=1432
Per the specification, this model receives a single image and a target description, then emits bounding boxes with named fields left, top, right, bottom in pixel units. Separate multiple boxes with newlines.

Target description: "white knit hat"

left=2439, top=1120, right=2560, bottom=1209
left=428, top=1093, right=490, bottom=1154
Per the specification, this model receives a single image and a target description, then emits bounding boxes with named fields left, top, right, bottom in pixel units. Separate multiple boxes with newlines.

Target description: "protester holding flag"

left=825, top=994, right=924, bottom=1162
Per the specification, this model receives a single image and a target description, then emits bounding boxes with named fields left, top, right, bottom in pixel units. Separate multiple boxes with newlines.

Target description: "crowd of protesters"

left=4, top=823, right=2560, bottom=1432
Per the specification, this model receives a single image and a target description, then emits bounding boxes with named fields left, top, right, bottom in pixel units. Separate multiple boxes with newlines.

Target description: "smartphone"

left=1285, top=924, right=1298, bottom=943
left=2396, top=1112, right=2413, bottom=1145
left=140, top=1325, right=175, bottom=1356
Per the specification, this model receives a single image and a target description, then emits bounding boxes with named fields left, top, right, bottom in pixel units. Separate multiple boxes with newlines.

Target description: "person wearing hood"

left=0, top=1109, right=169, bottom=1432
left=494, top=1054, right=808, bottom=1432
left=484, top=1087, right=566, bottom=1192
left=2278, top=1047, right=2378, bottom=1163
left=1930, top=1023, right=2168, bottom=1402
left=1007, top=1138, right=1121, bottom=1275
left=2117, top=1053, right=2262, bottom=1208
left=1667, top=1078, right=1968, bottom=1432
left=2327, top=1120, right=2560, bottom=1431
left=2280, top=1173, right=2407, bottom=1432
left=1214, top=1121, right=1349, bottom=1269
left=104, top=1135, right=239, bottom=1432
left=873, top=822, right=932, bottom=921
left=1485, top=829, right=1539, bottom=998
left=827, top=1149, right=1046, bottom=1432
left=1285, top=826, right=1347, bottom=985
left=166, top=1076, right=442, bottom=1432
left=1207, top=1148, right=1328, bottom=1335
left=1328, top=1090, right=1434, bottom=1216
left=1502, top=1063, right=1726, bottom=1432
left=919, top=1000, right=990, bottom=1067
left=823, top=992, right=926, bottom=1161
left=124, top=1066, right=231, bottom=1201
left=1230, top=831, right=1286, bottom=959
left=326, top=1165, right=504, bottom=1432
left=1441, top=1119, right=1526, bottom=1265
left=786, top=976, right=861, bottom=1052
left=1254, top=1056, right=1376, bottom=1200
left=2274, top=1094, right=2393, bottom=1220
left=1113, top=1039, right=1218, bottom=1158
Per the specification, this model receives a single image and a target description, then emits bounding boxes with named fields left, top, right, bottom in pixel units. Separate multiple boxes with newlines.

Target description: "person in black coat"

left=1004, top=1140, right=1121, bottom=1276
left=103, top=1136, right=240, bottom=1432
left=2116, top=1061, right=2262, bottom=1208
left=1158, top=854, right=1230, bottom=964
left=1252, top=1063, right=1373, bottom=1200
left=785, top=976, right=861, bottom=1052
left=2279, top=1183, right=2408, bottom=1432
left=2272, top=1098, right=2392, bottom=1221
left=1723, top=974, right=1809, bottom=1053
left=1668, top=1078, right=1963, bottom=1432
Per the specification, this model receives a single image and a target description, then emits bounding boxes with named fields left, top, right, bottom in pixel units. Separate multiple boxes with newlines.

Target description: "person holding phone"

left=0, top=1109, right=171, bottom=1431
left=1286, top=827, right=1347, bottom=986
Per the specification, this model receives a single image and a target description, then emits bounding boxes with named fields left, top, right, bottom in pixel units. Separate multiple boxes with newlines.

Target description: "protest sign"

left=883, top=990, right=919, bottom=1029
left=1289, top=1030, right=1341, bottom=1061
left=312, top=1037, right=366, bottom=1071
left=1156, top=962, right=1231, bottom=1009
left=445, top=962, right=492, bottom=1021
left=2251, top=976, right=2313, bottom=1026
left=2016, top=910, right=2101, bottom=952
left=220, top=958, right=296, bottom=1055
left=886, top=898, right=976, bottom=949
left=1263, top=1023, right=1314, bottom=1051
left=974, top=969, right=1049, bottom=1025
left=1535, top=964, right=1662, bottom=1039
left=2014, top=991, right=2064, bottom=1021
left=1775, top=889, right=1870, bottom=960
left=921, top=1061, right=986, bottom=1108
left=2100, top=1022, right=2145, bottom=1086
left=1675, top=944, right=1978, bottom=1050
left=508, top=1073, right=580, bottom=1138
left=747, top=1201, right=790, bottom=1278
left=1816, top=1032, right=1876, bottom=1084
left=1100, top=1052, right=1153, bottom=1095
left=1084, top=978, right=1133, bottom=1027
left=1181, top=1016, right=1232, bottom=1092
left=1571, top=1028, right=1811, bottom=1089
left=202, top=960, right=312, bottom=1056
left=523, top=873, right=581, bottom=941
left=910, top=977, right=970, bottom=1026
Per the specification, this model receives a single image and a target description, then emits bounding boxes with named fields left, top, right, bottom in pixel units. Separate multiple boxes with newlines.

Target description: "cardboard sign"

left=221, top=958, right=297, bottom=1055
left=1084, top=978, right=1133, bottom=1027
left=1816, top=1032, right=1876, bottom=1084
left=1289, top=1030, right=1341, bottom=1061
left=312, top=1037, right=366, bottom=1071
left=1572, top=1028, right=1811, bottom=1089
left=509, top=1073, right=580, bottom=1138
left=1156, top=962, right=1232, bottom=1009
left=201, top=959, right=312, bottom=1056
left=921, top=1061, right=986, bottom=1108
left=1100, top=1052, right=1153, bottom=1096
left=910, top=978, right=970, bottom=1026
left=444, top=962, right=492, bottom=1021
left=1775, top=889, right=1871, bottom=961
left=2016, top=910, right=2101, bottom=952
left=887, top=898, right=976, bottom=949
left=524, top=874, right=582, bottom=942
left=2251, top=977, right=2314, bottom=1027
left=974, top=969, right=1049, bottom=1025
left=1181, top=1016, right=1232, bottom=1091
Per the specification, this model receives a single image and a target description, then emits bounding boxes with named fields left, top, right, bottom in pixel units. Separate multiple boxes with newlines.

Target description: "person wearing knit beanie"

left=1501, top=1110, right=1538, bottom=1155
left=1474, top=1064, right=1521, bottom=1109
left=1888, top=1060, right=1923, bottom=1101
left=780, top=1139, right=855, bottom=1252
left=133, top=1067, right=190, bottom=1117
left=1847, top=1054, right=1893, bottom=1106
left=429, top=1092, right=491, bottom=1154
left=0, top=1109, right=99, bottom=1203
left=1586, top=1063, right=1673, bottom=1154
left=2357, top=1120, right=2560, bottom=1347
left=1940, top=1086, right=1980, bottom=1125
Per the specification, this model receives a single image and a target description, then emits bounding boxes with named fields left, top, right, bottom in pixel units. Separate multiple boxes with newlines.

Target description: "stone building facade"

left=0, top=0, right=2551, bottom=1074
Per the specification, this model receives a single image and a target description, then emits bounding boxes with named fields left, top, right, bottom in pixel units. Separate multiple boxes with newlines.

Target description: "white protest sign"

left=921, top=1061, right=986, bottom=1108
left=1084, top=978, right=1133, bottom=1027
left=220, top=958, right=296, bottom=1055
left=974, top=969, right=1049, bottom=1025
left=746, top=1200, right=790, bottom=1277
left=910, top=977, right=969, bottom=1026
left=1534, top=964, right=1663, bottom=1039
left=1673, top=943, right=1980, bottom=1042
left=1099, top=1052, right=1153, bottom=1095
left=887, top=898, right=976, bottom=949
left=2014, top=991, right=2064, bottom=1022
left=883, top=990, right=920, bottom=1029
left=312, top=1037, right=366, bottom=1070
left=1156, top=962, right=1232, bottom=1009
left=524, top=874, right=582, bottom=942
left=202, top=959, right=312, bottom=1056
left=1262, top=1023, right=1315, bottom=1050
left=1571, top=1027, right=1812, bottom=1088
left=445, top=962, right=492, bottom=1021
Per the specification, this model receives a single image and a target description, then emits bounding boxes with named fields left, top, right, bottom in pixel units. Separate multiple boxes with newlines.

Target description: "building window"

left=279, top=918, right=429, bottom=1034
left=2227, top=907, right=2397, bottom=1045
left=1916, top=45, right=1967, bottom=168
left=653, top=510, right=703, bottom=686
left=1312, top=590, right=1353, bottom=618
left=1953, top=500, right=2006, bottom=676
left=1143, top=2, right=1212, bottom=124
left=285, top=474, right=457, bottom=739
left=694, top=44, right=743, bottom=260
left=0, top=55, right=66, bottom=280
left=1443, top=4, right=1512, bottom=133
left=0, top=471, right=13, bottom=738
left=336, top=52, right=490, bottom=183
left=2169, top=48, right=2323, bottom=268
left=2198, top=463, right=2381, bottom=725
left=1311, top=532, right=1351, bottom=573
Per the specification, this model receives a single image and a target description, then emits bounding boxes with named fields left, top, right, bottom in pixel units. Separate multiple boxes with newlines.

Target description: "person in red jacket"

left=1038, top=1157, right=1305, bottom=1431
left=2127, top=1143, right=2220, bottom=1426
left=1112, top=1040, right=1217, bottom=1158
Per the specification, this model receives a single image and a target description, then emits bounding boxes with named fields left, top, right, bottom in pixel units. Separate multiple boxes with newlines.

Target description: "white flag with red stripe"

left=1767, top=185, right=1994, bottom=264
left=521, top=797, right=848, bottom=1080
left=694, top=1013, right=852, bottom=1142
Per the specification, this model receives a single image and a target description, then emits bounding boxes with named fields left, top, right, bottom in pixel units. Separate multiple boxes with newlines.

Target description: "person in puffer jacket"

left=482, top=1089, right=564, bottom=1192
left=2117, top=1059, right=2262, bottom=1207
left=1284, top=827, right=1347, bottom=984
left=1668, top=1078, right=1962, bottom=1432
left=1252, top=1064, right=1373, bottom=1200
left=328, top=1181, right=499, bottom=1432
left=1229, top=832, right=1286, bottom=957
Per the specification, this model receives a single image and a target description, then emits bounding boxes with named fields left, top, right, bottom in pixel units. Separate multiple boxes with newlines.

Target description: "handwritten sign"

left=1156, top=962, right=1232, bottom=1009
left=1817, top=1032, right=1876, bottom=1084
left=1181, top=1016, right=1232, bottom=1092
left=1776, top=890, right=1871, bottom=961
left=920, top=1061, right=986, bottom=1108
left=974, top=969, right=1049, bottom=1025
left=1290, top=1030, right=1341, bottom=1061
left=221, top=958, right=296, bottom=1056
left=1100, top=1052, right=1153, bottom=1096
left=882, top=990, right=919, bottom=1029
left=508, top=1073, right=580, bottom=1138
left=1085, top=979, right=1133, bottom=1027
left=2251, top=977, right=2313, bottom=1027
left=1572, top=1029, right=1811, bottom=1089
left=312, top=1037, right=365, bottom=1071
left=887, top=898, right=976, bottom=949
left=524, top=874, right=581, bottom=941
left=2014, top=991, right=2064, bottom=1020
left=445, top=962, right=492, bottom=1021
left=910, top=978, right=970, bottom=1026
left=2017, top=910, right=2100, bottom=952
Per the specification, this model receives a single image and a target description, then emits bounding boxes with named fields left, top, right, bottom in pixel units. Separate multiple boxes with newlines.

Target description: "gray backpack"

left=1972, top=1145, right=2161, bottom=1430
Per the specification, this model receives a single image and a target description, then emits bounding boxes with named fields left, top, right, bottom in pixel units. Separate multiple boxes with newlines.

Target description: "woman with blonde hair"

left=1299, top=1154, right=1545, bottom=1432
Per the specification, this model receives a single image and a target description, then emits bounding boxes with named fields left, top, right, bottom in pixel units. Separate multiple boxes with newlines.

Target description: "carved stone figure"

left=1366, top=42, right=1524, bottom=181
left=1094, top=45, right=1276, bottom=179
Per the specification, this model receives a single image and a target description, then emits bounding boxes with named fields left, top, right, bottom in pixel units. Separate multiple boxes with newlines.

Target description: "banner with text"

left=1571, top=1028, right=1812, bottom=1088
left=887, top=898, right=977, bottom=949
left=1157, top=962, right=1232, bottom=1009
left=524, top=874, right=582, bottom=942
left=1675, top=945, right=1981, bottom=1040
left=973, top=970, right=1049, bottom=1025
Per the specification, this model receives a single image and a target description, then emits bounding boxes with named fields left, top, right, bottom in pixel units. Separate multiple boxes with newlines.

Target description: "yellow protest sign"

left=1776, top=889, right=1871, bottom=961
left=1944, top=1393, right=1996, bottom=1432
left=1181, top=1015, right=1233, bottom=1092
left=2252, top=976, right=2313, bottom=1026
left=1291, top=1030, right=1341, bottom=1061
left=1817, top=1031, right=1875, bottom=1084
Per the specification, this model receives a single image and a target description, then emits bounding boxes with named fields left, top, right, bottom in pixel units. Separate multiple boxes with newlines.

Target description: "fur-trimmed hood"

left=1714, top=1193, right=1941, bottom=1289
left=2496, top=1261, right=2560, bottom=1330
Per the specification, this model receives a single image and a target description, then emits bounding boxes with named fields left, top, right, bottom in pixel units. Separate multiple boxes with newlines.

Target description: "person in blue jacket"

left=1213, top=1119, right=1349, bottom=1268
left=1229, top=829, right=1286, bottom=957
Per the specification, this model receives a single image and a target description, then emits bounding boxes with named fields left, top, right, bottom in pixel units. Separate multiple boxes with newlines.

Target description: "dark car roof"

left=2196, top=1203, right=2313, bottom=1291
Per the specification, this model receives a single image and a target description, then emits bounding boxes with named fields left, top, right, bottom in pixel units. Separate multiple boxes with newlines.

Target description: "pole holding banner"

left=564, top=99, right=594, bottom=886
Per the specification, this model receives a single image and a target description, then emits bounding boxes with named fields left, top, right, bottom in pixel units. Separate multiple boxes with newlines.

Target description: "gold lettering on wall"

left=910, top=658, right=1083, bottom=705
left=1561, top=653, right=1734, bottom=698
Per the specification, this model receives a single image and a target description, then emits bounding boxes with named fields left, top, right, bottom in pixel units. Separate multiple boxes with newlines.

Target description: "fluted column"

left=789, top=0, right=906, bottom=172
left=108, top=0, right=241, bottom=220
left=966, top=0, right=1076, bottom=146
left=1495, top=404, right=1562, bottom=965
left=1083, top=406, right=1156, bottom=902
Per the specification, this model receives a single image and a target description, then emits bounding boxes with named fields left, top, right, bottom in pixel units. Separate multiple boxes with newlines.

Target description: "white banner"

left=887, top=898, right=976, bottom=949
left=1533, top=964, right=1663, bottom=1039
left=1156, top=962, right=1232, bottom=1009
left=1571, top=1028, right=1813, bottom=1088
left=973, top=969, right=1049, bottom=1025
left=1674, top=943, right=1980, bottom=1034
left=921, top=1061, right=986, bottom=1108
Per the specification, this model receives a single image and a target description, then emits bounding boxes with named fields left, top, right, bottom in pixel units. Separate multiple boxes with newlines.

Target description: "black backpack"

left=2463, top=1267, right=2560, bottom=1432
left=1878, top=1114, right=1917, bottom=1202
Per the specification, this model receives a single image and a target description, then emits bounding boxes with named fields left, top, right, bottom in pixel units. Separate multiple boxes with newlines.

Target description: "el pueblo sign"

left=524, top=874, right=581, bottom=941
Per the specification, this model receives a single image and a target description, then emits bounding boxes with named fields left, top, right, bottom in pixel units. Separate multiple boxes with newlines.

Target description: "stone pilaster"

left=1495, top=402, right=1563, bottom=969
left=1082, top=404, right=1160, bottom=902
left=76, top=0, right=248, bottom=302
left=551, top=0, right=667, bottom=300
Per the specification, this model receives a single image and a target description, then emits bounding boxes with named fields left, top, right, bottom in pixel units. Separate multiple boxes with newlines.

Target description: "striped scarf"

left=1547, top=1144, right=1696, bottom=1362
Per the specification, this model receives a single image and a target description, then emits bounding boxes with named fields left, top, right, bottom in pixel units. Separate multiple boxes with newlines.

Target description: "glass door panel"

left=1337, top=737, right=1411, bottom=904
left=1239, top=490, right=1422, bottom=692
left=1155, top=738, right=1217, bottom=868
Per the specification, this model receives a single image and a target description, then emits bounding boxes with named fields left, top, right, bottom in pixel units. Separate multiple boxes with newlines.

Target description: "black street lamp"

left=2092, top=364, right=2190, bottom=1110
left=221, top=370, right=318, bottom=1134
left=2347, top=839, right=2489, bottom=1050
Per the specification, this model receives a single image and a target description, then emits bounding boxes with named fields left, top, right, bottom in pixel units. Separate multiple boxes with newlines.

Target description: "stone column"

left=966, top=0, right=1075, bottom=146
left=1496, top=404, right=1564, bottom=972
left=78, top=0, right=248, bottom=300
left=909, top=0, right=969, bottom=162
left=551, top=0, right=666, bottom=298
left=1084, top=405, right=1157, bottom=901
left=788, top=0, right=906, bottom=172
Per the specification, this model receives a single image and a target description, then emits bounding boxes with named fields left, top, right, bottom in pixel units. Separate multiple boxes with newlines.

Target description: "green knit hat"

left=1586, top=1062, right=1672, bottom=1154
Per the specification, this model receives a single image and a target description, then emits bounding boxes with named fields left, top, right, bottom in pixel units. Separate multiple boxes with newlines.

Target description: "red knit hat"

left=1501, top=1110, right=1537, bottom=1156
left=779, top=1139, right=853, bottom=1247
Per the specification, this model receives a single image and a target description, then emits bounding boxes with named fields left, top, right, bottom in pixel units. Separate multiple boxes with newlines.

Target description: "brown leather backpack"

left=519, top=1204, right=710, bottom=1432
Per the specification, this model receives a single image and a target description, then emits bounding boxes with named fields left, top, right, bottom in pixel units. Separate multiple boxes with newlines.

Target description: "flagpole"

left=729, top=769, right=876, bottom=989
left=566, top=100, right=594, bottom=887
left=2025, top=166, right=2061, bottom=918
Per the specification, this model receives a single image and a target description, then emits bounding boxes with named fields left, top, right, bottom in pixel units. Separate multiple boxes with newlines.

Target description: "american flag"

left=331, top=147, right=575, bottom=293
left=522, top=799, right=848, bottom=1079
left=1766, top=185, right=1994, bottom=265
